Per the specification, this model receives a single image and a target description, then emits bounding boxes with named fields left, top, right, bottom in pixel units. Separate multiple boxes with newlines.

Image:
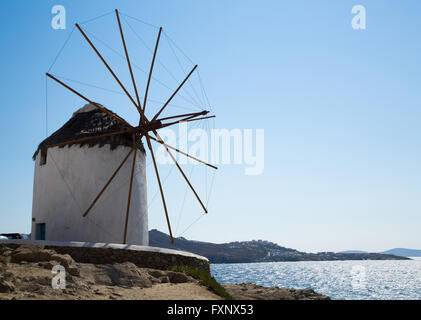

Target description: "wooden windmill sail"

left=44, top=9, right=216, bottom=244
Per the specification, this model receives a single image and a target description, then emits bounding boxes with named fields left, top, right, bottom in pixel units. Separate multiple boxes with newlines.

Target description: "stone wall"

left=2, top=242, right=210, bottom=273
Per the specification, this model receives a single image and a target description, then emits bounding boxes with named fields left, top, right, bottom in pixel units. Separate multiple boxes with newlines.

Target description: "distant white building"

left=31, top=104, right=148, bottom=245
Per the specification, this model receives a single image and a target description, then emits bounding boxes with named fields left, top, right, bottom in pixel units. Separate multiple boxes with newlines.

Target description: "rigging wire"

left=119, top=12, right=160, bottom=30
left=46, top=12, right=212, bottom=114
left=53, top=74, right=126, bottom=96
left=48, top=26, right=76, bottom=73
left=205, top=115, right=216, bottom=207
left=175, top=165, right=195, bottom=236
left=205, top=120, right=208, bottom=204
left=178, top=214, right=206, bottom=238
left=146, top=117, right=202, bottom=211
left=175, top=118, right=215, bottom=237
left=78, top=10, right=116, bottom=25
left=165, top=36, right=204, bottom=108
left=147, top=163, right=176, bottom=209
left=164, top=31, right=213, bottom=114
left=206, top=162, right=217, bottom=208
left=122, top=15, right=203, bottom=110
left=82, top=27, right=203, bottom=111
left=197, top=69, right=212, bottom=113
left=163, top=31, right=195, bottom=65
left=197, top=71, right=207, bottom=111
left=130, top=159, right=175, bottom=236
left=46, top=19, right=210, bottom=116
left=157, top=30, right=213, bottom=116
left=51, top=74, right=200, bottom=112
left=45, top=75, right=48, bottom=137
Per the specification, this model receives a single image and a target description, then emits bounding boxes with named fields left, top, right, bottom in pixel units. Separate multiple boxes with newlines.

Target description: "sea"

left=211, top=258, right=421, bottom=300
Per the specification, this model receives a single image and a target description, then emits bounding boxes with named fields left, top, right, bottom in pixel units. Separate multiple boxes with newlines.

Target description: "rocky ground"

left=223, top=283, right=330, bottom=300
left=0, top=243, right=329, bottom=300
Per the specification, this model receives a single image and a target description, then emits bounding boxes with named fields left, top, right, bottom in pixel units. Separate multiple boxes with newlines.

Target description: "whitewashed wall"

left=31, top=144, right=148, bottom=245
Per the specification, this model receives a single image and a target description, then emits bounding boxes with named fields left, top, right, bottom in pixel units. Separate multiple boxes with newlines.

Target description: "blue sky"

left=0, top=0, right=420, bottom=252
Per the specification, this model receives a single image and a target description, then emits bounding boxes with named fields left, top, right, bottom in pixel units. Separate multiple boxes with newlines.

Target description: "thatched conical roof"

left=33, top=103, right=145, bottom=159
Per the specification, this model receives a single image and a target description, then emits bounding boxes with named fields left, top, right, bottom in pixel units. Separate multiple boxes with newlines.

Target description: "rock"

left=11, top=248, right=36, bottom=262
left=2, top=250, right=12, bottom=257
left=11, top=245, right=55, bottom=263
left=50, top=254, right=74, bottom=268
left=22, top=275, right=37, bottom=282
left=112, top=292, right=123, bottom=297
left=147, top=274, right=160, bottom=284
left=18, top=244, right=45, bottom=252
left=24, top=250, right=80, bottom=278
left=64, top=289, right=76, bottom=296
left=159, top=276, right=170, bottom=283
left=0, top=255, right=11, bottom=264
left=34, top=276, right=51, bottom=286
left=0, top=244, right=13, bottom=255
left=167, top=271, right=189, bottom=284
left=38, top=259, right=79, bottom=276
left=79, top=263, right=152, bottom=288
left=19, top=277, right=44, bottom=293
left=33, top=286, right=53, bottom=296
left=1, top=271, right=13, bottom=279
left=82, top=265, right=113, bottom=286
left=0, top=280, right=15, bottom=293
left=94, top=289, right=105, bottom=295
left=107, top=263, right=152, bottom=288
left=67, top=265, right=80, bottom=276
left=223, top=283, right=330, bottom=300
left=148, top=270, right=166, bottom=278
left=38, top=261, right=58, bottom=269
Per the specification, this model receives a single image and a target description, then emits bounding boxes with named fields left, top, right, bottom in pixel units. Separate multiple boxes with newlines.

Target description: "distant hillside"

left=380, top=248, right=421, bottom=257
left=338, top=248, right=421, bottom=257
left=338, top=250, right=367, bottom=254
left=149, top=230, right=409, bottom=263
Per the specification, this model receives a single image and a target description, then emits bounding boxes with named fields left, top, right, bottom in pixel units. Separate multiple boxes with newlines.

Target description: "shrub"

left=169, top=265, right=234, bottom=300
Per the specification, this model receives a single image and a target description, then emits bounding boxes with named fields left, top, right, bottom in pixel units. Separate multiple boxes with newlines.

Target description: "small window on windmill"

left=40, top=149, right=47, bottom=166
